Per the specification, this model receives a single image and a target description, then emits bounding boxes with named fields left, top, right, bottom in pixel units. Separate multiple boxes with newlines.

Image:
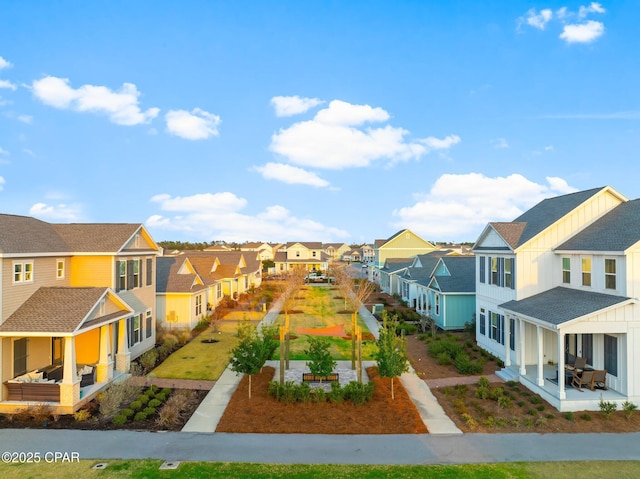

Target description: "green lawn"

left=2, top=460, right=640, bottom=479
left=150, top=322, right=243, bottom=381
left=271, top=286, right=377, bottom=360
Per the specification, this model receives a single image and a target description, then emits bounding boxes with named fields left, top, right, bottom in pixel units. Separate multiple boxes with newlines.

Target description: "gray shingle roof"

left=556, top=198, right=640, bottom=252
left=500, top=287, right=631, bottom=326
left=510, top=187, right=605, bottom=248
left=433, top=256, right=476, bottom=293
left=0, top=214, right=69, bottom=253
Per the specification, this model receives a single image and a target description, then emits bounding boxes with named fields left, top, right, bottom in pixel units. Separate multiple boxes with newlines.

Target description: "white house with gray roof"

left=473, top=186, right=640, bottom=411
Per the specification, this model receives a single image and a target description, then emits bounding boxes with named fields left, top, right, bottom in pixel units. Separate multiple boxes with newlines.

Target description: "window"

left=604, top=334, right=618, bottom=376
left=118, top=261, right=126, bottom=291
left=505, top=258, right=513, bottom=289
left=479, top=256, right=486, bottom=283
left=145, top=310, right=152, bottom=339
left=146, top=258, right=153, bottom=286
left=562, top=257, right=571, bottom=284
left=132, top=259, right=141, bottom=288
left=56, top=260, right=65, bottom=279
left=195, top=295, right=202, bottom=316
left=509, top=318, right=515, bottom=351
left=14, top=338, right=28, bottom=377
left=605, top=259, right=616, bottom=290
left=491, top=258, right=498, bottom=284
left=296, top=251, right=300, bottom=257
left=582, top=334, right=593, bottom=366
left=13, top=262, right=34, bottom=284
left=581, top=258, right=591, bottom=287
left=312, top=251, right=316, bottom=257
left=128, top=315, right=141, bottom=347
left=479, top=309, right=486, bottom=336
left=490, top=312, right=504, bottom=344
left=435, top=294, right=440, bottom=315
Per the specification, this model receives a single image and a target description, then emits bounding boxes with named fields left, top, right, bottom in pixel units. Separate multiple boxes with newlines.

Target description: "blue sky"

left=1, top=1, right=638, bottom=244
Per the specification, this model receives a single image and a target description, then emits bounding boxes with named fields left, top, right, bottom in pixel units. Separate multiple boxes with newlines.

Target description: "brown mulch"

left=216, top=366, right=428, bottom=434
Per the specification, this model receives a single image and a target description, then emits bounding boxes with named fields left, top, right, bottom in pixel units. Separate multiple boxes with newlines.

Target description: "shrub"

left=506, top=380, right=517, bottom=388
left=454, top=353, right=483, bottom=375
left=511, top=417, right=521, bottom=428
left=527, top=409, right=538, bottom=416
left=121, top=408, right=135, bottom=418
left=535, top=416, right=548, bottom=428
left=460, top=413, right=478, bottom=429
left=267, top=381, right=281, bottom=400
left=134, top=411, right=148, bottom=421
left=139, top=350, right=158, bottom=373
left=483, top=416, right=496, bottom=428
left=495, top=417, right=509, bottom=428
left=428, top=339, right=462, bottom=360
left=328, top=381, right=344, bottom=404
left=280, top=381, right=297, bottom=404
left=148, top=399, right=162, bottom=408
left=477, top=377, right=491, bottom=389
left=178, top=331, right=191, bottom=345
left=524, top=418, right=535, bottom=428
left=475, top=386, right=490, bottom=400
left=545, top=414, right=555, bottom=420
left=437, top=352, right=453, bottom=366
left=156, top=401, right=181, bottom=428
left=581, top=413, right=592, bottom=421
left=295, top=382, right=312, bottom=403
left=529, top=396, right=542, bottom=404
left=517, top=401, right=526, bottom=408
left=452, top=398, right=468, bottom=415
left=73, top=409, right=92, bottom=422
left=155, top=392, right=168, bottom=403
left=536, top=405, right=545, bottom=412
left=310, top=388, right=326, bottom=403
left=598, top=397, right=617, bottom=419
left=564, top=411, right=575, bottom=421
left=144, top=406, right=157, bottom=416
left=161, top=388, right=172, bottom=396
left=112, top=415, right=128, bottom=425
left=489, top=387, right=504, bottom=401
left=622, top=401, right=638, bottom=420
left=129, top=400, right=142, bottom=411
left=343, top=381, right=375, bottom=405
left=138, top=395, right=150, bottom=405
left=454, top=384, right=468, bottom=396
left=497, top=395, right=512, bottom=409
left=99, top=380, right=141, bottom=418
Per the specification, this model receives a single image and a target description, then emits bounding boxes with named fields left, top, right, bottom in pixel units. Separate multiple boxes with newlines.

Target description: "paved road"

left=2, top=429, right=640, bottom=464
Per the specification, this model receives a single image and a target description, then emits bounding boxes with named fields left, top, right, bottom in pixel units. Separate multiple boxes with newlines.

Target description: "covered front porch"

left=0, top=287, right=134, bottom=414
left=499, top=287, right=637, bottom=412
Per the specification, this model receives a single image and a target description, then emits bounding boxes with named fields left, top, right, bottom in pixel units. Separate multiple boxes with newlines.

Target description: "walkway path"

left=426, top=373, right=503, bottom=389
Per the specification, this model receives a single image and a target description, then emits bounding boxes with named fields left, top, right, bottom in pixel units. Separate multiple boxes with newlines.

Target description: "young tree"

left=375, top=311, right=409, bottom=399
left=229, top=324, right=276, bottom=398
left=304, top=336, right=337, bottom=385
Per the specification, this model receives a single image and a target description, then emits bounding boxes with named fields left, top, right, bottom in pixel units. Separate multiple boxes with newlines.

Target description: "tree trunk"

left=391, top=377, right=395, bottom=400
left=351, top=313, right=356, bottom=370
left=249, top=374, right=252, bottom=399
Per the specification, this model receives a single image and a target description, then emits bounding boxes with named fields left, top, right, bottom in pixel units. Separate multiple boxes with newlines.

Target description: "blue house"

left=426, top=256, right=476, bottom=330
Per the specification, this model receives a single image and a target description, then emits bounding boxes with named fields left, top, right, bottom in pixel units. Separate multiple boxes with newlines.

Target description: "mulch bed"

left=216, top=366, right=428, bottom=434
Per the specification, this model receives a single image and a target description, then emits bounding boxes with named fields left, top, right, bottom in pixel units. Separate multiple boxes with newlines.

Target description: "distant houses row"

left=2, top=184, right=640, bottom=414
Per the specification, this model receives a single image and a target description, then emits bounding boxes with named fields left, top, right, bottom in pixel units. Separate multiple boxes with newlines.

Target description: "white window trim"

left=13, top=261, right=34, bottom=284
left=56, top=259, right=65, bottom=280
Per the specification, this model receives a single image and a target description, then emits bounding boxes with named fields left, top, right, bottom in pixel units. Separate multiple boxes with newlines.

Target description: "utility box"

left=372, top=304, right=384, bottom=315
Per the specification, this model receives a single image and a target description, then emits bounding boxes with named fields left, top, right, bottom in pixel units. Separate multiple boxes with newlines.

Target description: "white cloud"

left=0, top=80, right=16, bottom=91
left=524, top=8, right=553, bottom=30
left=0, top=56, right=12, bottom=70
left=31, top=76, right=159, bottom=126
left=252, top=162, right=330, bottom=188
left=0, top=176, right=4, bottom=190
left=147, top=192, right=348, bottom=242
left=18, top=115, right=33, bottom=124
left=271, top=95, right=324, bottom=117
left=560, top=20, right=605, bottom=43
left=270, top=99, right=457, bottom=170
left=29, top=202, right=83, bottom=221
left=165, top=108, right=221, bottom=140
left=579, top=2, right=605, bottom=18
left=544, top=145, right=554, bottom=151
left=491, top=138, right=509, bottom=149
left=0, top=146, right=9, bottom=155
left=392, top=173, right=578, bottom=241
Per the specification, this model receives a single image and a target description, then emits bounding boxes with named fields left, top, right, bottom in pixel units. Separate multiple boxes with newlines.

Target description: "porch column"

left=536, top=325, right=544, bottom=387
left=557, top=330, right=566, bottom=399
left=115, top=318, right=131, bottom=373
left=504, top=315, right=511, bottom=367
left=96, top=325, right=113, bottom=383
left=519, top=319, right=526, bottom=375
left=60, top=336, right=79, bottom=406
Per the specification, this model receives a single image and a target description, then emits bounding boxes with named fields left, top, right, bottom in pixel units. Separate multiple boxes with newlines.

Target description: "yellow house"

left=0, top=214, right=160, bottom=414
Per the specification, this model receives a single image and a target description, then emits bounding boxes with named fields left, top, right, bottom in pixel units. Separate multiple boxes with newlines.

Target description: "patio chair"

left=565, top=356, right=587, bottom=372
left=592, top=369, right=608, bottom=390
left=571, top=369, right=595, bottom=392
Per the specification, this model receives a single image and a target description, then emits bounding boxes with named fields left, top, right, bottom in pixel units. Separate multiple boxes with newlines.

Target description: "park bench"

left=302, top=373, right=339, bottom=383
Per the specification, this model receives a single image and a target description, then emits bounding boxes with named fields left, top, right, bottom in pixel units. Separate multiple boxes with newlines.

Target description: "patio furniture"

left=592, top=369, right=608, bottom=390
left=565, top=356, right=587, bottom=372
left=571, top=369, right=596, bottom=391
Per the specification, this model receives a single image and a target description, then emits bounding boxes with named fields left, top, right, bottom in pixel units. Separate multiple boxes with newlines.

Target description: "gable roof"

left=510, top=187, right=607, bottom=248
left=431, top=256, right=476, bottom=293
left=556, top=198, right=640, bottom=252
left=380, top=258, right=414, bottom=273
left=0, top=214, right=157, bottom=255
left=500, top=287, right=632, bottom=327
left=156, top=257, right=207, bottom=293
left=0, top=287, right=131, bottom=334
